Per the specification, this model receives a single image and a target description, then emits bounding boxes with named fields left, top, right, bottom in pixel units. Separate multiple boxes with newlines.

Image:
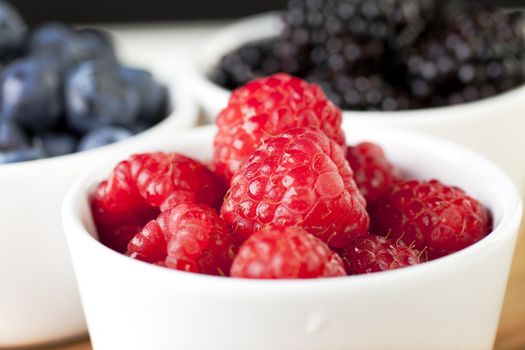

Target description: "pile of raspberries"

left=91, top=73, right=491, bottom=279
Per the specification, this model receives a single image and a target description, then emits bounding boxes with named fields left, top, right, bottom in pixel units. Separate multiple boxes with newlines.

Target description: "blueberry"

left=0, top=121, right=28, bottom=149
left=75, top=28, right=116, bottom=62
left=120, top=66, right=168, bottom=126
left=0, top=122, right=45, bottom=164
left=0, top=1, right=26, bottom=62
left=39, top=132, right=78, bottom=157
left=0, top=143, right=45, bottom=163
left=65, top=60, right=139, bottom=133
left=28, top=23, right=84, bottom=72
left=0, top=56, right=62, bottom=132
left=77, top=126, right=132, bottom=151
left=128, top=122, right=150, bottom=135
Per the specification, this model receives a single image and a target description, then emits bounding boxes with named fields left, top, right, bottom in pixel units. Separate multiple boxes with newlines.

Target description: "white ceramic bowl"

left=184, top=13, right=525, bottom=191
left=0, top=75, right=198, bottom=348
left=63, top=123, right=522, bottom=350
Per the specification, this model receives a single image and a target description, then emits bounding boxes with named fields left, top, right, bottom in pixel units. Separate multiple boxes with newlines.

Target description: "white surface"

left=63, top=124, right=522, bottom=350
left=0, top=70, right=198, bottom=346
left=184, top=13, right=525, bottom=192
left=101, top=21, right=228, bottom=77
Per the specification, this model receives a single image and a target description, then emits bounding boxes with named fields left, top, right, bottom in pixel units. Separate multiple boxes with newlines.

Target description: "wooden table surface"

left=44, top=224, right=525, bottom=350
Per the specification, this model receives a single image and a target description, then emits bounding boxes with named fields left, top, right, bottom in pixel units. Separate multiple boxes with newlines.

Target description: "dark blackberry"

left=402, top=1, right=525, bottom=106
left=211, top=0, right=435, bottom=110
left=213, top=0, right=525, bottom=111
left=282, top=0, right=435, bottom=70
left=209, top=37, right=306, bottom=90
left=311, top=72, right=417, bottom=111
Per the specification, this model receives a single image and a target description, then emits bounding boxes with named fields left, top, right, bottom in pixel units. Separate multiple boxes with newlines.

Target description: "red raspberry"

left=213, top=73, right=345, bottom=182
left=127, top=203, right=235, bottom=276
left=221, top=127, right=369, bottom=249
left=370, top=179, right=492, bottom=260
left=340, top=235, right=421, bottom=275
left=346, top=142, right=402, bottom=205
left=91, top=152, right=226, bottom=252
left=91, top=160, right=159, bottom=252
left=230, top=226, right=346, bottom=279
left=129, top=152, right=226, bottom=211
left=91, top=160, right=143, bottom=215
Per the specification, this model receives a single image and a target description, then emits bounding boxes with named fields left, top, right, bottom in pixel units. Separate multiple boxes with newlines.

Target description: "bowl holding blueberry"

left=63, top=74, right=522, bottom=350
left=186, top=0, right=525, bottom=190
left=0, top=1, right=197, bottom=347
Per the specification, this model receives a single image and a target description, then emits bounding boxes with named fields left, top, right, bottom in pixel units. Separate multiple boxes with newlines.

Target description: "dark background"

left=11, top=0, right=525, bottom=25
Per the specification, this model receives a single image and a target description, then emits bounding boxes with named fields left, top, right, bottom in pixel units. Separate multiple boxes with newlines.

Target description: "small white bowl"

left=0, top=75, right=198, bottom=348
left=184, top=13, right=525, bottom=191
left=63, top=123, right=522, bottom=350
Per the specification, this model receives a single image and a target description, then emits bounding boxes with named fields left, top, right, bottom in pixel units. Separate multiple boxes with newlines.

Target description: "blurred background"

left=13, top=0, right=524, bottom=24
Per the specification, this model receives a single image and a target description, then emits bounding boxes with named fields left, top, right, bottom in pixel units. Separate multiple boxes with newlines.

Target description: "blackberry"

left=402, top=1, right=525, bottom=106
left=212, top=0, right=434, bottom=110
left=281, top=0, right=436, bottom=110
left=311, top=72, right=417, bottom=111
left=213, top=0, right=525, bottom=110
left=209, top=37, right=306, bottom=89
left=282, top=0, right=435, bottom=71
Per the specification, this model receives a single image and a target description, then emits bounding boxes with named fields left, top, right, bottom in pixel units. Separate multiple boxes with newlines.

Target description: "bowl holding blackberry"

left=187, top=0, right=525, bottom=191
left=0, top=1, right=198, bottom=347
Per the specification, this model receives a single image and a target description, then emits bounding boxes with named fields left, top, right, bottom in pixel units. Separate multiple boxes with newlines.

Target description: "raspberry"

left=345, top=142, right=402, bottom=205
left=127, top=203, right=235, bottom=276
left=221, top=127, right=369, bottom=249
left=129, top=152, right=226, bottom=211
left=213, top=73, right=345, bottom=182
left=340, top=235, right=421, bottom=275
left=91, top=160, right=159, bottom=252
left=91, top=152, right=226, bottom=252
left=230, top=226, right=346, bottom=279
left=370, top=179, right=492, bottom=260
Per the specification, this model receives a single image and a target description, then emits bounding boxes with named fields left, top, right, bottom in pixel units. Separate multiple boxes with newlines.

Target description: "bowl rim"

left=62, top=124, right=523, bottom=291
left=0, top=73, right=198, bottom=171
left=185, top=11, right=525, bottom=122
